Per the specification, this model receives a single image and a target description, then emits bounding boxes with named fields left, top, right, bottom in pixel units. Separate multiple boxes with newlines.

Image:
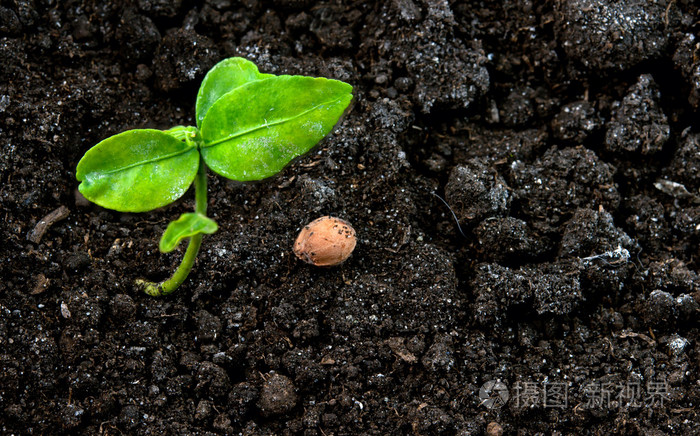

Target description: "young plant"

left=76, top=57, right=353, bottom=296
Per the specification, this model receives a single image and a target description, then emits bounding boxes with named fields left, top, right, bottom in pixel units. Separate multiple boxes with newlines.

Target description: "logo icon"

left=479, top=380, right=509, bottom=409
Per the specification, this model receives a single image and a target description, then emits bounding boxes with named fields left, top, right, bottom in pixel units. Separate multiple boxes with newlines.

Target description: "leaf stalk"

left=137, top=154, right=208, bottom=296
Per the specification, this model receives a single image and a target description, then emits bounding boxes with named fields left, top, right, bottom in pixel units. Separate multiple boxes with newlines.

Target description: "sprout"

left=76, top=58, right=353, bottom=296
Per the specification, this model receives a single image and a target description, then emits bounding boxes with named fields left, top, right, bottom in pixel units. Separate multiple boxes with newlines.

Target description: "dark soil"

left=1, top=1, right=699, bottom=434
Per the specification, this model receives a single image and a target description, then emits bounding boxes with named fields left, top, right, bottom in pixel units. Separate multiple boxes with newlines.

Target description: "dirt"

left=1, top=0, right=699, bottom=434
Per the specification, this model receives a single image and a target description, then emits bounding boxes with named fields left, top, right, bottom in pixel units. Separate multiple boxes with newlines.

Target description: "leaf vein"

left=201, top=96, right=346, bottom=149
left=99, top=148, right=195, bottom=175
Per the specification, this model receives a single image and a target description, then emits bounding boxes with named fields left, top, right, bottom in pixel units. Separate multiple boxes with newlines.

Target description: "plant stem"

left=137, top=155, right=208, bottom=296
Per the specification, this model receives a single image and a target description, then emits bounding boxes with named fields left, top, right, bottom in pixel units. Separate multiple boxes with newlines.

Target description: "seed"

left=293, top=216, right=356, bottom=266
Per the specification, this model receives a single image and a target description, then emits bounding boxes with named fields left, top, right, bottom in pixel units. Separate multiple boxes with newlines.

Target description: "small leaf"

left=159, top=213, right=219, bottom=252
left=76, top=129, right=199, bottom=212
left=200, top=75, right=353, bottom=181
left=195, top=57, right=274, bottom=128
left=165, top=125, right=198, bottom=142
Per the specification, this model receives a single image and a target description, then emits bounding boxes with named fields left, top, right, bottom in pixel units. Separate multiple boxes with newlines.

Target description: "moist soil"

left=1, top=1, right=699, bottom=435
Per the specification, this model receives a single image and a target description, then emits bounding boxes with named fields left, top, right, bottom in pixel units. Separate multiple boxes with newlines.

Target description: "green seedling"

left=76, top=57, right=353, bottom=296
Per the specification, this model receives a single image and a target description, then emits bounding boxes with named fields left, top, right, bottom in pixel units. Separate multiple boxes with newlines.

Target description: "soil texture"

left=1, top=0, right=699, bottom=434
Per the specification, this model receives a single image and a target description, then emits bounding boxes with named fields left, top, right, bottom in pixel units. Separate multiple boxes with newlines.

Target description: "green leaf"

left=76, top=129, right=199, bottom=212
left=159, top=213, right=218, bottom=252
left=199, top=75, right=353, bottom=181
left=165, top=125, right=198, bottom=142
left=195, top=57, right=274, bottom=128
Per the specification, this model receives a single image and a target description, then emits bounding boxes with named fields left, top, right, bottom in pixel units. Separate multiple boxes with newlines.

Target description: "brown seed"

left=293, top=216, right=356, bottom=266
left=486, top=422, right=504, bottom=436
